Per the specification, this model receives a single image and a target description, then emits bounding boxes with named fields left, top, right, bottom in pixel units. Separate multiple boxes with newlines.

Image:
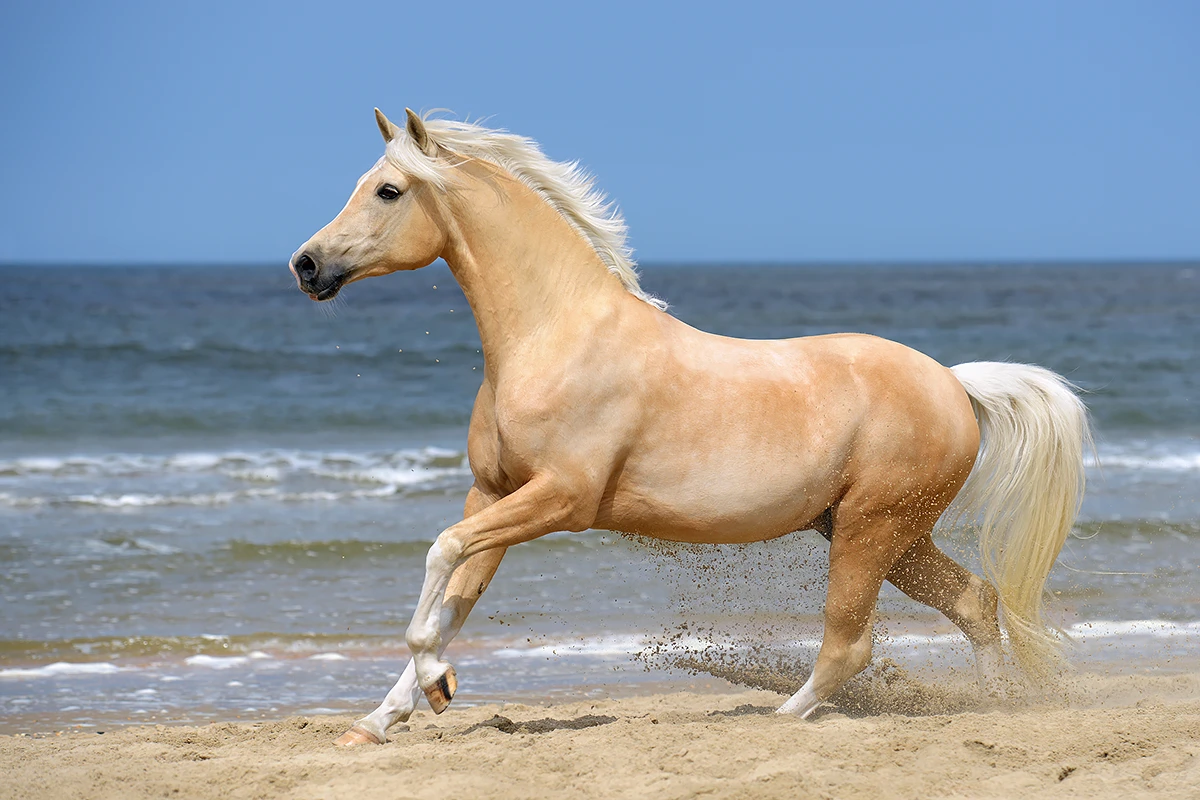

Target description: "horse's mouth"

left=299, top=273, right=346, bottom=302
left=308, top=283, right=343, bottom=302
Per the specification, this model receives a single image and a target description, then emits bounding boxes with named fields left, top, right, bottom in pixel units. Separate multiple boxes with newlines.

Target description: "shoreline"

left=4, top=674, right=1199, bottom=799
left=5, top=628, right=1200, bottom=737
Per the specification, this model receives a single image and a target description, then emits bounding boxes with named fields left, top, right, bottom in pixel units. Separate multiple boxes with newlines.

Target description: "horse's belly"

left=596, top=455, right=837, bottom=544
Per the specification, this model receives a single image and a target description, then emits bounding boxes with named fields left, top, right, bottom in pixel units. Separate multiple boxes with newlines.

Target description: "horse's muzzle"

left=290, top=252, right=345, bottom=301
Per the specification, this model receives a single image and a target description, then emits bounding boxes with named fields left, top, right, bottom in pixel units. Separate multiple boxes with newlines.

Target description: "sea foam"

left=0, top=662, right=122, bottom=679
left=0, top=446, right=472, bottom=509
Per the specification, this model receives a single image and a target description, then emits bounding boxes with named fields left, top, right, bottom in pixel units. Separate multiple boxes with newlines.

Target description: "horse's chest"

left=464, top=388, right=559, bottom=496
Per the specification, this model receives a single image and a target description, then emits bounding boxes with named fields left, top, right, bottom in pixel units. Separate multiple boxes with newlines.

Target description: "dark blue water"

left=4, top=263, right=1197, bottom=444
left=1, top=262, right=1197, bottom=732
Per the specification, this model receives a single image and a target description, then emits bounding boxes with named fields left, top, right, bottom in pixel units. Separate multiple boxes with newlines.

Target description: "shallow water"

left=1, top=262, right=1197, bottom=732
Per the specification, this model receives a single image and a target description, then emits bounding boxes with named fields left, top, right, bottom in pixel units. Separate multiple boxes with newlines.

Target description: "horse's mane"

left=384, top=113, right=667, bottom=311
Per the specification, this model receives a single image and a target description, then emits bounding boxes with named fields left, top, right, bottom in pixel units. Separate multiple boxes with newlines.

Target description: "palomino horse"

left=290, top=109, right=1091, bottom=746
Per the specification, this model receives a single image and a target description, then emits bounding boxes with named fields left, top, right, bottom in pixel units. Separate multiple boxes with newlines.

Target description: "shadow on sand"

left=458, top=714, right=619, bottom=736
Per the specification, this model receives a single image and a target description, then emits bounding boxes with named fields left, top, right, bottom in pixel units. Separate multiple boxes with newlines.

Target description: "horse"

left=289, top=108, right=1091, bottom=746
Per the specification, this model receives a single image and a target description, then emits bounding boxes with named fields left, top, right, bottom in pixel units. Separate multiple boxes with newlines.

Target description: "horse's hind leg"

left=778, top=509, right=924, bottom=718
left=885, top=534, right=1004, bottom=686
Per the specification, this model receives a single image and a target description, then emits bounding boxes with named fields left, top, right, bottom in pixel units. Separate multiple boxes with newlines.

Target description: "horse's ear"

left=375, top=108, right=400, bottom=143
left=405, top=108, right=436, bottom=156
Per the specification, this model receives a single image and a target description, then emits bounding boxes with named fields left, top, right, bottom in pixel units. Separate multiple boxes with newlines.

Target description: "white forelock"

left=383, top=113, right=667, bottom=310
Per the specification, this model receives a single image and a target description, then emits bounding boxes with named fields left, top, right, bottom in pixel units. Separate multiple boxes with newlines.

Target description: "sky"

left=1, top=1, right=1197, bottom=264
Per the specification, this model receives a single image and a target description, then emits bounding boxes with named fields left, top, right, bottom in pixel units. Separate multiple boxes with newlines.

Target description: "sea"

left=1, top=262, right=1197, bottom=733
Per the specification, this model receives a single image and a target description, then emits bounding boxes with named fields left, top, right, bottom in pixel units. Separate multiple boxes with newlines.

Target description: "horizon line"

left=2, top=257, right=1198, bottom=270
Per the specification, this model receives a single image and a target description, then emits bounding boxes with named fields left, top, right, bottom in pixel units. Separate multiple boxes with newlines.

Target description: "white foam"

left=0, top=446, right=472, bottom=509
left=130, top=538, right=181, bottom=555
left=487, top=620, right=1200, bottom=663
left=64, top=489, right=275, bottom=508
left=1093, top=444, right=1200, bottom=473
left=493, top=634, right=650, bottom=659
left=879, top=632, right=962, bottom=647
left=308, top=652, right=350, bottom=661
left=166, top=453, right=225, bottom=471
left=311, top=466, right=458, bottom=486
left=185, top=655, right=249, bottom=669
left=1098, top=453, right=1200, bottom=472
left=0, top=662, right=121, bottom=678
left=0, top=446, right=466, bottom=480
left=1067, top=620, right=1200, bottom=639
left=0, top=492, right=45, bottom=508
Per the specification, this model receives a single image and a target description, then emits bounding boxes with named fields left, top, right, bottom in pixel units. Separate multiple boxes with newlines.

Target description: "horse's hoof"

left=334, top=724, right=384, bottom=747
left=423, top=665, right=457, bottom=714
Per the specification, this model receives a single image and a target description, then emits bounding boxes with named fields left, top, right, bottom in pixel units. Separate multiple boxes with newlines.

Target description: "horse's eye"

left=377, top=184, right=402, bottom=200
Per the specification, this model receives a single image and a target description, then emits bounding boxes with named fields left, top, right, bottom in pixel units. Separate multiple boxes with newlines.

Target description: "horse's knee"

left=428, top=534, right=463, bottom=569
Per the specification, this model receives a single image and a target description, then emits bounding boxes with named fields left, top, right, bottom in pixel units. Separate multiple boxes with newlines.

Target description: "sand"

left=3, top=672, right=1199, bottom=800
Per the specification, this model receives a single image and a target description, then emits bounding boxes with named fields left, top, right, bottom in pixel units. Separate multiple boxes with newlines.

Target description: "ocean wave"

left=184, top=655, right=251, bottom=669
left=0, top=446, right=467, bottom=481
left=0, top=633, right=400, bottom=663
left=496, top=621, right=1200, bottom=660
left=494, top=634, right=655, bottom=660
left=46, top=486, right=411, bottom=508
left=1094, top=452, right=1200, bottom=472
left=217, top=533, right=612, bottom=564
left=1093, top=442, right=1200, bottom=472
left=0, top=445, right=472, bottom=508
left=1068, top=519, right=1200, bottom=540
left=220, top=538, right=433, bottom=562
left=3, top=620, right=1198, bottom=678
left=1067, top=620, right=1200, bottom=639
left=0, top=662, right=122, bottom=679
left=0, top=488, right=403, bottom=509
left=85, top=536, right=182, bottom=556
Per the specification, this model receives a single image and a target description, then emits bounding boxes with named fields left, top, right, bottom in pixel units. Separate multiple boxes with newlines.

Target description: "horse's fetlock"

left=848, top=639, right=874, bottom=674
left=405, top=623, right=439, bottom=656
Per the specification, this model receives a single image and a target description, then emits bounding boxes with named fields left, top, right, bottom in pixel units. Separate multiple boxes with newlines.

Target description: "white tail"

left=947, top=361, right=1092, bottom=682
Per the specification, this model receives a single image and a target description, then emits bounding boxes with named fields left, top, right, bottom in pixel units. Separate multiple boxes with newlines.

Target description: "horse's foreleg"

left=778, top=512, right=919, bottom=718
left=334, top=486, right=501, bottom=746
left=885, top=534, right=1004, bottom=688
left=335, top=546, right=507, bottom=745
left=405, top=476, right=583, bottom=715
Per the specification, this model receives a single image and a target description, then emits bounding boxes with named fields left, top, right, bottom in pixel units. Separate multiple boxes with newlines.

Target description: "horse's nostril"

left=294, top=253, right=317, bottom=280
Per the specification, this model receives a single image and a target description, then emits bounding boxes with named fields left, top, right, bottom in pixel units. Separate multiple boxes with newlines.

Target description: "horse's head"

left=289, top=108, right=447, bottom=301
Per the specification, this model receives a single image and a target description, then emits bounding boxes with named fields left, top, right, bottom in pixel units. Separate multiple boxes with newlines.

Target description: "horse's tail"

left=947, top=361, right=1092, bottom=683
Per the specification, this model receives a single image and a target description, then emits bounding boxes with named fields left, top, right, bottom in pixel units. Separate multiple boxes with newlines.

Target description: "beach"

left=4, top=674, right=1200, bottom=799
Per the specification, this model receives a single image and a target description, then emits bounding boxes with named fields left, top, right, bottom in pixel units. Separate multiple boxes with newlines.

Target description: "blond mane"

left=383, top=113, right=667, bottom=310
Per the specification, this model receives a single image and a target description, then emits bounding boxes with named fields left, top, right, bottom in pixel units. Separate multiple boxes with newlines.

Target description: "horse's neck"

left=440, top=169, right=629, bottom=378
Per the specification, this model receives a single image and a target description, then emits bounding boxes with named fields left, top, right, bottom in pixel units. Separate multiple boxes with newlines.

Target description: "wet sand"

left=4, top=672, right=1199, bottom=799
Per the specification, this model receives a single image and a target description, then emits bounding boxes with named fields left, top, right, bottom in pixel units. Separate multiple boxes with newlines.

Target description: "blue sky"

left=1, top=1, right=1197, bottom=264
